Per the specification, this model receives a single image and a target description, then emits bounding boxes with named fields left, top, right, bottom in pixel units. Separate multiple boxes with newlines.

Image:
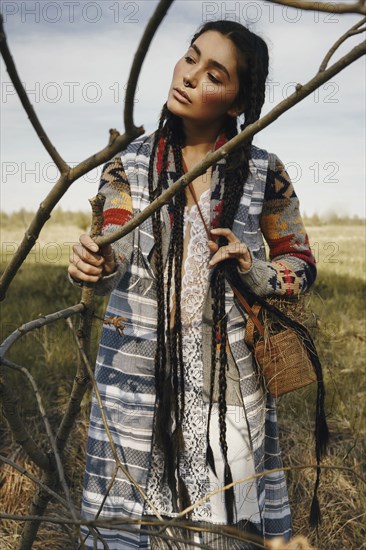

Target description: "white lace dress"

left=144, top=189, right=260, bottom=524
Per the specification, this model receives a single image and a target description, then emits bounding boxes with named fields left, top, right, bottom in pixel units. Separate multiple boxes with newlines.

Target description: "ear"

left=226, top=108, right=239, bottom=118
left=226, top=100, right=245, bottom=118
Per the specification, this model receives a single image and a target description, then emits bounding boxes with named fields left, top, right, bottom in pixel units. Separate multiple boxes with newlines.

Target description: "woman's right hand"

left=68, top=233, right=116, bottom=283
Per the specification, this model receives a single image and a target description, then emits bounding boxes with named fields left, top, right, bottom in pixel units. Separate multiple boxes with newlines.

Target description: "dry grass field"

left=0, top=212, right=365, bottom=549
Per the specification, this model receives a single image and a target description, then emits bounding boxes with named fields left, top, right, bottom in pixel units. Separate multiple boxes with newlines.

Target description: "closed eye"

left=184, top=55, right=195, bottom=64
left=208, top=73, right=221, bottom=84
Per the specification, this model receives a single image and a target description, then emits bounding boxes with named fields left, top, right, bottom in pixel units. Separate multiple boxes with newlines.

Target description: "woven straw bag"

left=245, top=312, right=317, bottom=397
left=253, top=329, right=317, bottom=397
left=232, top=288, right=317, bottom=398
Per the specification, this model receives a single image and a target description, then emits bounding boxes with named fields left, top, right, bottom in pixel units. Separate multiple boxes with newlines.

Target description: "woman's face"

left=167, top=30, right=242, bottom=126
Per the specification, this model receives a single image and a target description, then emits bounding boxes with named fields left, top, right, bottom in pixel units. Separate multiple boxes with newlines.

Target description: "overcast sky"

left=0, top=0, right=365, bottom=217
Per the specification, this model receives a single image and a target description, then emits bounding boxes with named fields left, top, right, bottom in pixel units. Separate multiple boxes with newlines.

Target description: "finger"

left=208, top=247, right=232, bottom=267
left=79, top=233, right=99, bottom=253
left=210, top=228, right=240, bottom=243
left=225, top=242, right=249, bottom=256
left=208, top=240, right=219, bottom=254
left=101, top=245, right=116, bottom=275
left=72, top=242, right=104, bottom=267
left=208, top=243, right=250, bottom=267
left=68, top=261, right=102, bottom=283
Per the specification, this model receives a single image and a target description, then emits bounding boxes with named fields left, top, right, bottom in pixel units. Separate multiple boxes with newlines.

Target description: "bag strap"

left=186, top=182, right=265, bottom=338
left=187, top=182, right=211, bottom=238
left=187, top=175, right=328, bottom=528
left=231, top=286, right=264, bottom=338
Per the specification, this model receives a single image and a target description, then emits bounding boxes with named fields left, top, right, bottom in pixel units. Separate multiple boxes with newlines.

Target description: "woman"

left=69, top=20, right=316, bottom=550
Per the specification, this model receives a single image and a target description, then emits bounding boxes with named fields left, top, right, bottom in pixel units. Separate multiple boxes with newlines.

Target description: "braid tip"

left=206, top=443, right=218, bottom=477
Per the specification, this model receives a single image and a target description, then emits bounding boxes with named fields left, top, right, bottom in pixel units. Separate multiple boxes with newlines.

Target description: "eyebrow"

left=190, top=44, right=231, bottom=81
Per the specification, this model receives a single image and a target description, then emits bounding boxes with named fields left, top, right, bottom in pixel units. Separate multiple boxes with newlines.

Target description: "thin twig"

left=0, top=14, right=68, bottom=172
left=95, top=39, right=366, bottom=250
left=0, top=303, right=85, bottom=358
left=175, top=464, right=366, bottom=519
left=78, top=465, right=120, bottom=549
left=264, top=0, right=366, bottom=15
left=319, top=16, right=366, bottom=71
left=0, top=515, right=217, bottom=550
left=2, top=463, right=361, bottom=537
left=137, top=518, right=265, bottom=548
left=124, top=0, right=174, bottom=132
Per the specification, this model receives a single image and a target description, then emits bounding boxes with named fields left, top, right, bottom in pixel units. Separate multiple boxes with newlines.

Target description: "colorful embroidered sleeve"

left=93, top=154, right=134, bottom=295
left=239, top=153, right=316, bottom=297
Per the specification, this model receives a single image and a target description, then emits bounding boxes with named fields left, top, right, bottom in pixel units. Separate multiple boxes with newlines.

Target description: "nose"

left=183, top=70, right=198, bottom=89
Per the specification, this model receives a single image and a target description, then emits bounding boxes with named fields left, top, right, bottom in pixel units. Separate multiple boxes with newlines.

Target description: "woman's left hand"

left=208, top=228, right=252, bottom=272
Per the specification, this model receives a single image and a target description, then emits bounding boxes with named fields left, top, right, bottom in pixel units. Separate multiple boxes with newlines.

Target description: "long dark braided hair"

left=148, top=21, right=269, bottom=521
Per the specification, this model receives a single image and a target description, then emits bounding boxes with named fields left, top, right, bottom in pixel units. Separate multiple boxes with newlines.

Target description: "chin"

left=167, top=97, right=182, bottom=116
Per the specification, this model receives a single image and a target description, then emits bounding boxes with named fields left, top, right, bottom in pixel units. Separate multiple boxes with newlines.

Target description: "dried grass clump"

left=2, top=398, right=365, bottom=549
left=263, top=293, right=320, bottom=335
left=267, top=535, right=317, bottom=549
left=0, top=405, right=89, bottom=550
left=279, top=412, right=366, bottom=550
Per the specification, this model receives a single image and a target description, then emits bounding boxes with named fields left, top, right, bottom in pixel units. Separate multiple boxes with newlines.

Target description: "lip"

left=173, top=87, right=192, bottom=104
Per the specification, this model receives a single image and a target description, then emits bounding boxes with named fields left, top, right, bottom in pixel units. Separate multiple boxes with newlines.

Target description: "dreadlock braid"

left=207, top=115, right=243, bottom=525
left=147, top=104, right=191, bottom=511
left=170, top=140, right=186, bottom=419
left=148, top=105, right=170, bottom=451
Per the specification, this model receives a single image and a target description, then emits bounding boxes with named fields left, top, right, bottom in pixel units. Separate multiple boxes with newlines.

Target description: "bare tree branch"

left=0, top=14, right=68, bottom=173
left=319, top=16, right=366, bottom=71
left=124, top=0, right=174, bottom=132
left=0, top=303, right=85, bottom=359
left=17, top=192, right=108, bottom=549
left=1, top=1, right=365, bottom=547
left=53, top=202, right=107, bottom=455
left=1, top=463, right=363, bottom=546
left=94, top=39, right=366, bottom=250
left=1, top=358, right=78, bottom=523
left=0, top=513, right=76, bottom=526
left=265, top=0, right=366, bottom=15
left=0, top=130, right=143, bottom=302
left=0, top=515, right=218, bottom=550
left=0, top=0, right=175, bottom=302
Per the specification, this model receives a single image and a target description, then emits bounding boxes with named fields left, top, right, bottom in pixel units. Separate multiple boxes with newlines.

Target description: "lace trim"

left=181, top=188, right=211, bottom=329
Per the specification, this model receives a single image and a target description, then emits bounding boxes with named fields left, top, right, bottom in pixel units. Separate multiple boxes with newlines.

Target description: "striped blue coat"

left=79, top=133, right=316, bottom=549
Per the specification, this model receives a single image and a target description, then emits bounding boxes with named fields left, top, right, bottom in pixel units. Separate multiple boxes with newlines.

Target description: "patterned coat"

left=79, top=133, right=316, bottom=549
